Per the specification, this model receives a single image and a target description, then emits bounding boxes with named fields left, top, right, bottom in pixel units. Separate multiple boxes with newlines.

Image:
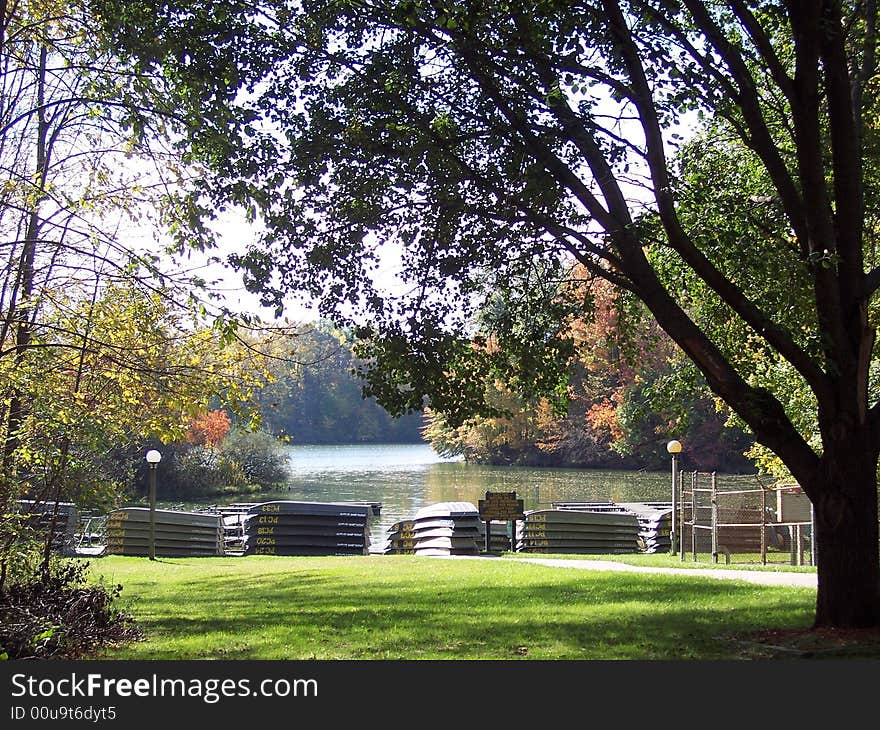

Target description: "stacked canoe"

left=550, top=501, right=674, bottom=554
left=412, top=502, right=482, bottom=556
left=370, top=519, right=417, bottom=555
left=16, top=500, right=79, bottom=554
left=516, top=508, right=641, bottom=554
left=105, top=507, right=223, bottom=556
left=242, top=501, right=371, bottom=556
left=618, top=502, right=674, bottom=554
left=480, top=521, right=514, bottom=552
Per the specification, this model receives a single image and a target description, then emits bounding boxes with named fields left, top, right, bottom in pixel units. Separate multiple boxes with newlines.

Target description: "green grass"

left=505, top=552, right=818, bottom=572
left=88, top=554, right=819, bottom=660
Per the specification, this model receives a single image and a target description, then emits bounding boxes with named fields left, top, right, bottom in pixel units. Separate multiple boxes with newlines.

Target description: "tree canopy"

left=0, top=0, right=296, bottom=591
left=93, top=1, right=880, bottom=628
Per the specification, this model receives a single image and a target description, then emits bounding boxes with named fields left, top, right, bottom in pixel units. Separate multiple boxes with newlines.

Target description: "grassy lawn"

left=505, top=552, right=818, bottom=572
left=88, top=554, right=822, bottom=660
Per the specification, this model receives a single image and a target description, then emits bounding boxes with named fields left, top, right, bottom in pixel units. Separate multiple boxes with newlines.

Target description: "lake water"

left=208, top=443, right=675, bottom=547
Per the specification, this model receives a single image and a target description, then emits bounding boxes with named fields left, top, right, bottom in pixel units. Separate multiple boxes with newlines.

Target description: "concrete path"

left=426, top=554, right=817, bottom=588
left=507, top=557, right=818, bottom=588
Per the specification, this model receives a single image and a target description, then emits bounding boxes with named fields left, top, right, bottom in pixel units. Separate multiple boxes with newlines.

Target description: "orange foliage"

left=565, top=268, right=669, bottom=378
left=585, top=398, right=624, bottom=441
left=186, top=409, right=232, bottom=447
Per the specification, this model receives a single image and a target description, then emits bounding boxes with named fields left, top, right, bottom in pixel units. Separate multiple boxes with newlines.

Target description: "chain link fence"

left=678, top=473, right=814, bottom=566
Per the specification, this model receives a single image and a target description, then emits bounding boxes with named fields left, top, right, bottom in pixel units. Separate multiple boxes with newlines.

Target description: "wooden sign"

left=478, top=491, right=525, bottom=522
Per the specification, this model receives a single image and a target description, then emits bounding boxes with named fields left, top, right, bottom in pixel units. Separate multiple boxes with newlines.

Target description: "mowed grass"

left=89, top=555, right=817, bottom=660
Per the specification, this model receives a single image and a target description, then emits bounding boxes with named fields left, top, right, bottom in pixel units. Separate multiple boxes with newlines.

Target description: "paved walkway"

left=508, top=557, right=818, bottom=588
left=429, top=555, right=818, bottom=588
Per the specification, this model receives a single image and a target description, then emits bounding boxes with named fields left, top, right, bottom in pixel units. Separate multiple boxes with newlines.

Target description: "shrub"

left=219, top=428, right=290, bottom=487
left=0, top=558, right=141, bottom=660
left=134, top=429, right=290, bottom=499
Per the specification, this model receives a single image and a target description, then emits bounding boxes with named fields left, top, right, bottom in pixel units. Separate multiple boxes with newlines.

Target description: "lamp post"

left=145, top=449, right=162, bottom=560
left=666, top=440, right=682, bottom=556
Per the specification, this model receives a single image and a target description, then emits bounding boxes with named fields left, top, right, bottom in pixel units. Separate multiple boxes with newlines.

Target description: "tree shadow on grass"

left=107, top=561, right=815, bottom=660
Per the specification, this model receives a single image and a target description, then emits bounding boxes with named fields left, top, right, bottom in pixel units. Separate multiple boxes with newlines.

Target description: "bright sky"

left=184, top=212, right=411, bottom=327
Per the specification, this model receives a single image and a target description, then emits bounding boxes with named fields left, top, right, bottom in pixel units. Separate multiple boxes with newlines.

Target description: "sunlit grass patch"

left=89, top=554, right=818, bottom=660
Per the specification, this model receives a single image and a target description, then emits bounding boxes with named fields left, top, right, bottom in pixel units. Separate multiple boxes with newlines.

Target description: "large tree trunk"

left=808, top=442, right=880, bottom=628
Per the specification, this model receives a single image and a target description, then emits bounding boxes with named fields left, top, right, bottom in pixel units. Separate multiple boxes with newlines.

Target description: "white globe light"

left=145, top=449, right=162, bottom=464
left=666, top=440, right=682, bottom=454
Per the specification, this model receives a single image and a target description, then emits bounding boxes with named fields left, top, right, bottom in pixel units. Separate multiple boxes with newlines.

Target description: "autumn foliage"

left=424, top=272, right=753, bottom=471
left=185, top=410, right=232, bottom=448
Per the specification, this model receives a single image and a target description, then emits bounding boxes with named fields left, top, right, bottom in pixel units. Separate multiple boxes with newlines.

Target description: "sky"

left=178, top=211, right=411, bottom=328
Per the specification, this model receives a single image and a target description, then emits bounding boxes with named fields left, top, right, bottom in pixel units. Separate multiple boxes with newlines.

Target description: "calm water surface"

left=209, top=443, right=674, bottom=546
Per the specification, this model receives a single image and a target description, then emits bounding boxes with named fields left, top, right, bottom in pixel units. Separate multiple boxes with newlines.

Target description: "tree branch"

left=602, top=0, right=832, bottom=405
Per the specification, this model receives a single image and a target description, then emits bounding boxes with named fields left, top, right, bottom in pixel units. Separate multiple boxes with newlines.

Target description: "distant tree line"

left=243, top=313, right=754, bottom=471
left=423, top=275, right=754, bottom=473
left=254, top=326, right=426, bottom=445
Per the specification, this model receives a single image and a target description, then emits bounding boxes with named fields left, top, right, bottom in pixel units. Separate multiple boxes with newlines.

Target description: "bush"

left=162, top=445, right=228, bottom=496
left=219, top=428, right=290, bottom=487
left=133, top=429, right=290, bottom=499
left=0, top=558, right=141, bottom=660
